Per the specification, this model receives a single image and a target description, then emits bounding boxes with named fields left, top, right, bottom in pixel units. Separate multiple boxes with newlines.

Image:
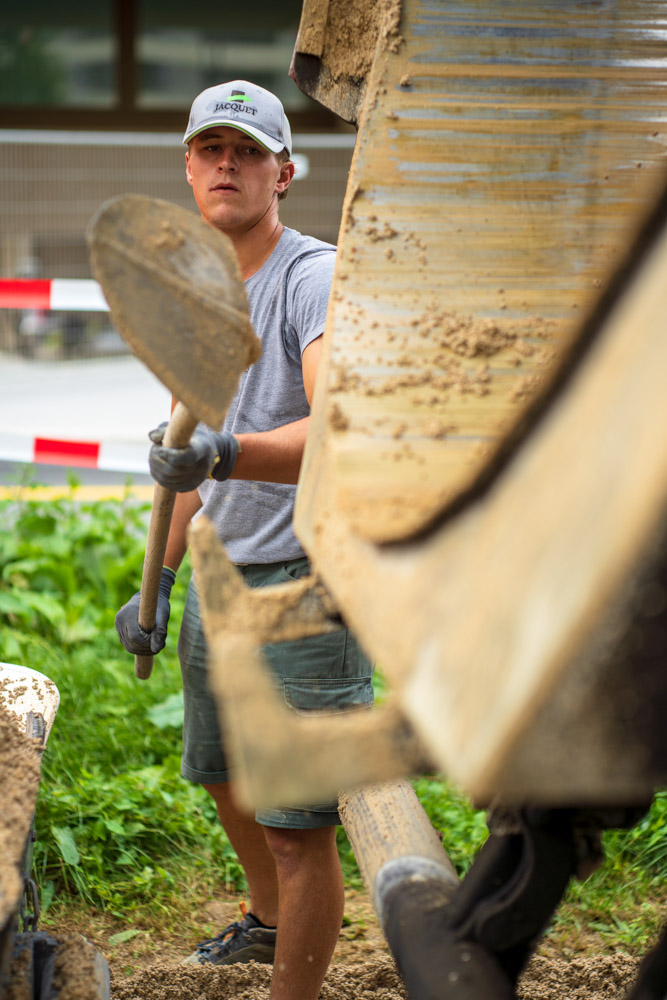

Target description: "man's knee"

left=201, top=780, right=240, bottom=819
left=263, top=825, right=336, bottom=871
left=202, top=780, right=230, bottom=802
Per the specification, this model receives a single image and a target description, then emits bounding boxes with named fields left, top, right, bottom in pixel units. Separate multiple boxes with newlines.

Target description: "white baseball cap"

left=183, top=80, right=292, bottom=155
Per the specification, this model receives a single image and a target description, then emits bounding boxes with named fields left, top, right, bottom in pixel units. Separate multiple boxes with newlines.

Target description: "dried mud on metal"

left=0, top=701, right=42, bottom=931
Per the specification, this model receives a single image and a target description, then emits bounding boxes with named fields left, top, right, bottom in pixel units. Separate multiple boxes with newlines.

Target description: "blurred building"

left=0, top=0, right=355, bottom=358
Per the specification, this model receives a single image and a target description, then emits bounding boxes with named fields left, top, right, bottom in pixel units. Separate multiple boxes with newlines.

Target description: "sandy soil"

left=43, top=888, right=644, bottom=1000
left=107, top=953, right=642, bottom=1000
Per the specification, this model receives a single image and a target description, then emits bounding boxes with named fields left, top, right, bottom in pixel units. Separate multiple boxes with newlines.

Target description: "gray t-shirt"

left=195, top=226, right=336, bottom=564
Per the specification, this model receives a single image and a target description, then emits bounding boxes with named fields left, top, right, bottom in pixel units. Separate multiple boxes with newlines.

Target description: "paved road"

left=0, top=458, right=153, bottom=488
left=0, top=354, right=170, bottom=490
left=0, top=354, right=171, bottom=443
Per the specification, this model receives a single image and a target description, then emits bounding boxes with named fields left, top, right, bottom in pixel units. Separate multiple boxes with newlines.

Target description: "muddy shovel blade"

left=88, top=194, right=260, bottom=428
left=87, top=195, right=261, bottom=679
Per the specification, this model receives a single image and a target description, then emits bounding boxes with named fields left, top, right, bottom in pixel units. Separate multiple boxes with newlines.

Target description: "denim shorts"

left=177, top=556, right=374, bottom=829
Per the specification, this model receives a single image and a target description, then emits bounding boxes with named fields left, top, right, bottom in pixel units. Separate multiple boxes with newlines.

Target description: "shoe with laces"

left=182, top=904, right=277, bottom=966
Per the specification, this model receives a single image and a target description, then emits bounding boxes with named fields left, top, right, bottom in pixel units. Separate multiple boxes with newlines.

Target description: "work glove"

left=148, top=422, right=239, bottom=492
left=115, top=566, right=176, bottom=655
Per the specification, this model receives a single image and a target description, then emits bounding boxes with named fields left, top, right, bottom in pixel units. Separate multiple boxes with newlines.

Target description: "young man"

left=115, top=81, right=373, bottom=1000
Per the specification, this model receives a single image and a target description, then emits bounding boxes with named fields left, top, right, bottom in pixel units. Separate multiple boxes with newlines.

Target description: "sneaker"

left=182, top=904, right=277, bottom=966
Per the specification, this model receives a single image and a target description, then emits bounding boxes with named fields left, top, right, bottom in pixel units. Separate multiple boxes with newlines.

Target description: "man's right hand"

left=148, top=423, right=239, bottom=492
left=115, top=567, right=176, bottom=655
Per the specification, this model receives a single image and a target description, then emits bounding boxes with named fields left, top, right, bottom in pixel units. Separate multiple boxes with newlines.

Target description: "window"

left=0, top=2, right=115, bottom=108
left=137, top=0, right=309, bottom=112
left=0, top=0, right=333, bottom=130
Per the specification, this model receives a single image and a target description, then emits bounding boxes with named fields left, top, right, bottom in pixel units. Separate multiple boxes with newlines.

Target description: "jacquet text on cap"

left=183, top=80, right=292, bottom=156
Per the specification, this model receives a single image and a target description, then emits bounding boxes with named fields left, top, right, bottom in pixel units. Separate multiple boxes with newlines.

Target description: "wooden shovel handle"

left=135, top=401, right=199, bottom=679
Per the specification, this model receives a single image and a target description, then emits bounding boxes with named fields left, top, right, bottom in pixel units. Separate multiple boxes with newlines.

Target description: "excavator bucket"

left=289, top=0, right=667, bottom=802
left=0, top=665, right=110, bottom=1000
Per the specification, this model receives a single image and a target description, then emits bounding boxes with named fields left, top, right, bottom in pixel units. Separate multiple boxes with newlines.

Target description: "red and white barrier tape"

left=0, top=279, right=108, bottom=311
left=0, top=432, right=149, bottom=473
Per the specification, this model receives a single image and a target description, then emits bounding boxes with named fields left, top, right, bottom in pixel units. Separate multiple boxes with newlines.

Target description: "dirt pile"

left=519, top=952, right=640, bottom=999
left=110, top=950, right=641, bottom=1000
left=110, top=957, right=406, bottom=1000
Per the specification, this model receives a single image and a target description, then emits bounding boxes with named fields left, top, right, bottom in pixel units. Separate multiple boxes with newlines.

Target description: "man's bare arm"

left=231, top=335, right=322, bottom=486
left=164, top=489, right=203, bottom=572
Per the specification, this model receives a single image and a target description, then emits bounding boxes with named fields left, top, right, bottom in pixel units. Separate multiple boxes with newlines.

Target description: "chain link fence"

left=0, top=130, right=354, bottom=362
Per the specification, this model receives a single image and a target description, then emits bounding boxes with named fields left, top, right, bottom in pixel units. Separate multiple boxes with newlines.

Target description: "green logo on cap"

left=230, top=90, right=252, bottom=103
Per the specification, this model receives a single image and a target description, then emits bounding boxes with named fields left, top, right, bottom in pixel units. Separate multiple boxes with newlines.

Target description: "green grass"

left=1, top=479, right=665, bottom=952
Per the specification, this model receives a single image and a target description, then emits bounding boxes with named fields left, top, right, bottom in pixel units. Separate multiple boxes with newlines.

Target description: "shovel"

left=87, top=194, right=260, bottom=679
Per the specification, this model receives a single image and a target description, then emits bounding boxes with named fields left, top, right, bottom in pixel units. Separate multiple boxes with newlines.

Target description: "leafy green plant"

left=411, top=775, right=489, bottom=876
left=0, top=475, right=149, bottom=661
left=1, top=481, right=246, bottom=919
left=547, top=793, right=667, bottom=951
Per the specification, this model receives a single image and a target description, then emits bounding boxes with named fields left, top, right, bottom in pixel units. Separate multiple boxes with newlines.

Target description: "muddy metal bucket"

left=0, top=662, right=60, bottom=743
left=0, top=663, right=109, bottom=999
